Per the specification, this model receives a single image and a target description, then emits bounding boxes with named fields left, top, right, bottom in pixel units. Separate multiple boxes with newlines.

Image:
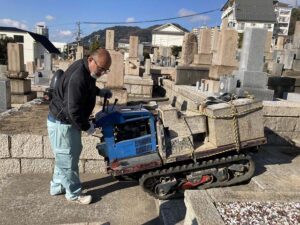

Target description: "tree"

left=288, top=8, right=300, bottom=36
left=0, top=37, right=14, bottom=65
left=89, top=39, right=101, bottom=53
left=171, top=46, right=182, bottom=57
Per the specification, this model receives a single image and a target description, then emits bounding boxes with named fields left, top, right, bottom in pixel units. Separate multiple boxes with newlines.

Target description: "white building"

left=221, top=0, right=276, bottom=33
left=274, top=1, right=292, bottom=36
left=152, top=23, right=188, bottom=47
left=0, top=26, right=60, bottom=66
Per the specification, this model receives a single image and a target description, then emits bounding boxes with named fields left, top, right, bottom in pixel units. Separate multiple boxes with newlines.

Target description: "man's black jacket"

left=49, top=58, right=99, bottom=131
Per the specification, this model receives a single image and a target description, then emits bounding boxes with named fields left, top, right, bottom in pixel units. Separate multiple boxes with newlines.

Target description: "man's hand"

left=98, top=88, right=112, bottom=98
left=86, top=121, right=96, bottom=135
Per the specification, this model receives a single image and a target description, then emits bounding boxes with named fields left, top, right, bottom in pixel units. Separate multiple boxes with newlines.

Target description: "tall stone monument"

left=125, top=36, right=140, bottom=76
left=193, top=28, right=212, bottom=66
left=106, top=51, right=128, bottom=104
left=105, top=30, right=115, bottom=50
left=6, top=43, right=36, bottom=104
left=180, top=33, right=198, bottom=65
left=233, top=28, right=274, bottom=100
left=0, top=65, right=11, bottom=112
left=293, top=21, right=300, bottom=49
left=76, top=45, right=84, bottom=60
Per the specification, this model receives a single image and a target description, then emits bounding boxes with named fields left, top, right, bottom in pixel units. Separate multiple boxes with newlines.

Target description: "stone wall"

left=263, top=101, right=300, bottom=146
left=0, top=134, right=106, bottom=178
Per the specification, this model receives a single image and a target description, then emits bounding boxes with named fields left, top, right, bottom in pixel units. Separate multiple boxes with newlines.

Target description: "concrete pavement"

left=0, top=174, right=159, bottom=225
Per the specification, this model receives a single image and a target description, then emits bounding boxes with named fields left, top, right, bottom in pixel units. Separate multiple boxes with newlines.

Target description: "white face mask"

left=91, top=72, right=99, bottom=79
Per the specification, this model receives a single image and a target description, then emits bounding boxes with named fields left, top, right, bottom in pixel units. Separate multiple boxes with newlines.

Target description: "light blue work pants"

left=47, top=119, right=82, bottom=200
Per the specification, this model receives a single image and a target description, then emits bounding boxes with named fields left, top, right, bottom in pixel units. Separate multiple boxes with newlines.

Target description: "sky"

left=0, top=0, right=299, bottom=43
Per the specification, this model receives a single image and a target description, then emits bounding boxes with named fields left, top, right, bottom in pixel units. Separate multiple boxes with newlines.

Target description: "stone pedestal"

left=10, top=79, right=31, bottom=94
left=125, top=58, right=140, bottom=76
left=110, top=88, right=128, bottom=105
left=209, top=65, right=237, bottom=80
left=11, top=92, right=36, bottom=104
left=271, top=62, right=284, bottom=76
left=175, top=66, right=209, bottom=85
left=124, top=75, right=153, bottom=97
left=201, top=79, right=220, bottom=94
left=193, top=53, right=212, bottom=66
left=0, top=79, right=11, bottom=111
left=233, top=71, right=268, bottom=89
left=293, top=59, right=300, bottom=72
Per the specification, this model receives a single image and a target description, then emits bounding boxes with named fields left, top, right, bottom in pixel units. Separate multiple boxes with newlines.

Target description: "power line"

left=82, top=8, right=220, bottom=25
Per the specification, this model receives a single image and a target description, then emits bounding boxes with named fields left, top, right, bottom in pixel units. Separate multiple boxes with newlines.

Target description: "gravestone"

left=8, top=43, right=25, bottom=73
left=125, top=36, right=140, bottom=76
left=194, top=28, right=212, bottom=66
left=143, top=58, right=151, bottom=76
left=106, top=30, right=115, bottom=50
left=26, top=61, right=35, bottom=75
left=44, top=53, right=52, bottom=71
left=209, top=29, right=238, bottom=80
left=6, top=43, right=36, bottom=103
left=277, top=36, right=284, bottom=50
left=106, top=51, right=124, bottom=88
left=129, top=36, right=139, bottom=58
left=0, top=79, right=11, bottom=111
left=233, top=28, right=274, bottom=100
left=180, top=33, right=198, bottom=65
left=293, top=21, right=300, bottom=48
left=76, top=46, right=84, bottom=60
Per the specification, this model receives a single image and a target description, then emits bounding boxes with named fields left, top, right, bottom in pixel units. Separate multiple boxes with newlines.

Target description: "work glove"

left=86, top=121, right=96, bottom=135
left=98, top=88, right=112, bottom=98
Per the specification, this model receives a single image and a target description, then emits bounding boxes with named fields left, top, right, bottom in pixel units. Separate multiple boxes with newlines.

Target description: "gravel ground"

left=216, top=202, right=300, bottom=225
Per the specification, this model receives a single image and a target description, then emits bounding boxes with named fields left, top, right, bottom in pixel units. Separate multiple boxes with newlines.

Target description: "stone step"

left=156, top=199, right=186, bottom=225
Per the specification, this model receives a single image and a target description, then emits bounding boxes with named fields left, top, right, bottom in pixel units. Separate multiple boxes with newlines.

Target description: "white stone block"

left=0, top=134, right=10, bottom=158
left=21, top=159, right=54, bottom=174
left=11, top=134, right=43, bottom=158
left=0, top=159, right=20, bottom=177
left=43, top=136, right=54, bottom=158
left=84, top=160, right=107, bottom=174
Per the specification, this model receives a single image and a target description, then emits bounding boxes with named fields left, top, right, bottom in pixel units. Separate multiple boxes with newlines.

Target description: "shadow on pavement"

left=82, top=176, right=138, bottom=203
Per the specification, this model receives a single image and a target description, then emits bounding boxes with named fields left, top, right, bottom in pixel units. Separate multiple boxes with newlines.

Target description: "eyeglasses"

left=92, top=58, right=110, bottom=75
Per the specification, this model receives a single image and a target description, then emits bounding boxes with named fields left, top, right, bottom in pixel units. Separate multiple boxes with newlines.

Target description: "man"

left=47, top=48, right=112, bottom=204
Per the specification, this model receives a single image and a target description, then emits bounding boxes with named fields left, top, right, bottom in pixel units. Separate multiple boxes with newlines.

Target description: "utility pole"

left=76, top=21, right=81, bottom=46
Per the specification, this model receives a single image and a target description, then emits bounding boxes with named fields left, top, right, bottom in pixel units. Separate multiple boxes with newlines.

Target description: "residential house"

left=274, top=1, right=293, bottom=36
left=221, top=0, right=276, bottom=33
left=152, top=23, right=189, bottom=47
left=0, top=26, right=60, bottom=69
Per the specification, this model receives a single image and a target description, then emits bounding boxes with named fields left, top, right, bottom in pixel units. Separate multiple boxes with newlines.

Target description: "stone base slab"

left=11, top=92, right=36, bottom=104
left=209, top=65, right=237, bottom=80
left=10, top=79, right=31, bottom=94
left=193, top=53, right=213, bottom=66
left=125, top=58, right=140, bottom=76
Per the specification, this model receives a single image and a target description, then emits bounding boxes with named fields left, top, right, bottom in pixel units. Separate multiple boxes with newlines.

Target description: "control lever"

left=111, top=99, right=118, bottom=112
left=102, top=94, right=109, bottom=112
left=106, top=99, right=109, bottom=113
